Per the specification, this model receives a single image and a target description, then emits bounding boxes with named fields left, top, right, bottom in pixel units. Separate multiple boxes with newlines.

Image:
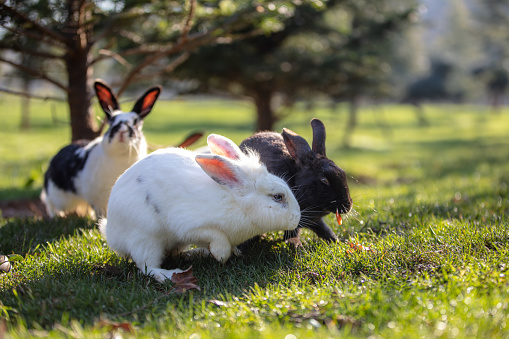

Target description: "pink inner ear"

left=196, top=156, right=241, bottom=187
left=209, top=144, right=240, bottom=160
left=96, top=86, right=113, bottom=105
left=142, top=91, right=158, bottom=111
left=208, top=136, right=240, bottom=160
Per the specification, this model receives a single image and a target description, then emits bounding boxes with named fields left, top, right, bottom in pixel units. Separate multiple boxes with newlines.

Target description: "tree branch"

left=179, top=0, right=197, bottom=44
left=94, top=49, right=130, bottom=68
left=0, top=43, right=63, bottom=59
left=0, top=87, right=66, bottom=101
left=116, top=32, right=216, bottom=96
left=0, top=3, right=67, bottom=45
left=0, top=25, right=67, bottom=50
left=0, top=56, right=68, bottom=91
left=127, top=52, right=191, bottom=84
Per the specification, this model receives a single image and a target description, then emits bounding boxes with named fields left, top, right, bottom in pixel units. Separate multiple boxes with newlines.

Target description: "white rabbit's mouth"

left=118, top=131, right=127, bottom=142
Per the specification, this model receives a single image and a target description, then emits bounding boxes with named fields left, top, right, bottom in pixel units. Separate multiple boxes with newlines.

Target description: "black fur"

left=44, top=140, right=97, bottom=193
left=239, top=118, right=352, bottom=248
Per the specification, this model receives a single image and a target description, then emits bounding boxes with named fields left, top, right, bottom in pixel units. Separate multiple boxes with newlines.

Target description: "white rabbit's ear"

left=131, top=86, right=161, bottom=119
left=207, top=134, right=243, bottom=160
left=94, top=79, right=120, bottom=120
left=195, top=154, right=245, bottom=188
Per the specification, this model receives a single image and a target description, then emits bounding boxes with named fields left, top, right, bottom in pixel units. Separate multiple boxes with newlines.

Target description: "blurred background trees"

left=1, top=0, right=508, bottom=143
left=171, top=0, right=417, bottom=143
left=0, top=0, right=295, bottom=140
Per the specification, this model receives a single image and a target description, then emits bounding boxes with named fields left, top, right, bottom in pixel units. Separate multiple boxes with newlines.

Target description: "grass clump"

left=1, top=98, right=509, bottom=338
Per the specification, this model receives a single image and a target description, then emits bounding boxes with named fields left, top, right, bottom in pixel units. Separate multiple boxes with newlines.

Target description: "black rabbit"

left=239, top=118, right=352, bottom=247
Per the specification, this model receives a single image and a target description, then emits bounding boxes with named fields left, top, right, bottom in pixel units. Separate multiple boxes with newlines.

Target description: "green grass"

left=1, top=94, right=509, bottom=338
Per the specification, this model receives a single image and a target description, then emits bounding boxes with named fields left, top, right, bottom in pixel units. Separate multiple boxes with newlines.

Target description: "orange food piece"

left=336, top=209, right=342, bottom=225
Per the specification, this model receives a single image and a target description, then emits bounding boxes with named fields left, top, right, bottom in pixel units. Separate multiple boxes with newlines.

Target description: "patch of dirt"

left=0, top=198, right=48, bottom=218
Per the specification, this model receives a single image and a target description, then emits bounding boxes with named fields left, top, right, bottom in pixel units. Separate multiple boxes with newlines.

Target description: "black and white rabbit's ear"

left=195, top=154, right=245, bottom=189
left=207, top=134, right=243, bottom=160
left=311, top=118, right=326, bottom=156
left=94, top=79, right=120, bottom=120
left=176, top=131, right=204, bottom=149
left=282, top=128, right=311, bottom=164
left=131, top=86, right=161, bottom=119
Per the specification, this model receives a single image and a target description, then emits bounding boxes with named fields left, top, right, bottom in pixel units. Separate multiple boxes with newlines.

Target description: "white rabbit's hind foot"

left=146, top=267, right=185, bottom=283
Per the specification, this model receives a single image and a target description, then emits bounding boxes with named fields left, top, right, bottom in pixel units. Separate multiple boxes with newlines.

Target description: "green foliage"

left=1, top=100, right=509, bottom=337
left=173, top=0, right=419, bottom=113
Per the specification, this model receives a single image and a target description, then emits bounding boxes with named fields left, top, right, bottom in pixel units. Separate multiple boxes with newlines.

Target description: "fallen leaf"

left=208, top=299, right=229, bottom=307
left=96, top=320, right=135, bottom=334
left=346, top=242, right=372, bottom=255
left=7, top=254, right=23, bottom=262
left=171, top=267, right=200, bottom=293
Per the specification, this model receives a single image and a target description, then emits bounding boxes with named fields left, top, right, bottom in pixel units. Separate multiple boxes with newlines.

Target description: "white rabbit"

left=99, top=134, right=301, bottom=282
left=41, top=80, right=160, bottom=218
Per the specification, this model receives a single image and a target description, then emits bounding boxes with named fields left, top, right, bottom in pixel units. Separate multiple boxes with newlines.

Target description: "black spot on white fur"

left=44, top=140, right=97, bottom=193
left=136, top=176, right=144, bottom=184
left=145, top=193, right=160, bottom=214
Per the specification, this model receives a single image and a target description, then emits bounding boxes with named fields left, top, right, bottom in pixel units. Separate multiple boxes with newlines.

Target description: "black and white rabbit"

left=99, top=134, right=301, bottom=282
left=239, top=118, right=352, bottom=246
left=41, top=80, right=161, bottom=218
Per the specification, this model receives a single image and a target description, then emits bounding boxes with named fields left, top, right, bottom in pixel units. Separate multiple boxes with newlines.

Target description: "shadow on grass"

left=0, top=216, right=297, bottom=330
left=0, top=215, right=95, bottom=255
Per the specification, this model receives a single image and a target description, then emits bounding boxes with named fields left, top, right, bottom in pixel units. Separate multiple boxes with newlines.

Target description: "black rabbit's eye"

left=321, top=177, right=329, bottom=185
left=273, top=194, right=284, bottom=202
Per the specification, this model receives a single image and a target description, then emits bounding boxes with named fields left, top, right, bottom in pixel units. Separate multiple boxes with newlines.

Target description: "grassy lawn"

left=1, top=94, right=509, bottom=338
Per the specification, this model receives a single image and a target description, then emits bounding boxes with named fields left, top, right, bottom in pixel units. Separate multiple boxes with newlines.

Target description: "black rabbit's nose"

left=338, top=198, right=353, bottom=214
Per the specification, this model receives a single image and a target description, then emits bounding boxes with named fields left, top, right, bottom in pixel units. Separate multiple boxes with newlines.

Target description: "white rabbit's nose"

left=118, top=124, right=128, bottom=132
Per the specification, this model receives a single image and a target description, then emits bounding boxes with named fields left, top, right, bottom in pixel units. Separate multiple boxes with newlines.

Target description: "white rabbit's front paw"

left=209, top=241, right=232, bottom=264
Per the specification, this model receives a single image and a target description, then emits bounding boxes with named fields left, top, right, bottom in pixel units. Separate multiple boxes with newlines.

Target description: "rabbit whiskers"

left=128, top=138, right=142, bottom=160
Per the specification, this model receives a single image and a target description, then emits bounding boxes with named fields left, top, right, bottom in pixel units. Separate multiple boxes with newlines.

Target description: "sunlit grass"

left=1, top=95, right=509, bottom=338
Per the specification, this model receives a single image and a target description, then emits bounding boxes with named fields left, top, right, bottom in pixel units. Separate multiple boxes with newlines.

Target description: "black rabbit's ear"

left=131, top=86, right=161, bottom=119
left=311, top=118, right=326, bottom=156
left=94, top=80, right=120, bottom=120
left=282, top=128, right=311, bottom=163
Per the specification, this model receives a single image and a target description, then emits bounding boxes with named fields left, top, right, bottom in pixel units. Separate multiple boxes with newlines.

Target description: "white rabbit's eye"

left=321, top=177, right=329, bottom=185
left=273, top=194, right=284, bottom=202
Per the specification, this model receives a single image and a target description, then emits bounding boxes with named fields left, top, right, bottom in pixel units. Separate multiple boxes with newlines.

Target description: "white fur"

left=42, top=112, right=147, bottom=218
left=99, top=135, right=300, bottom=282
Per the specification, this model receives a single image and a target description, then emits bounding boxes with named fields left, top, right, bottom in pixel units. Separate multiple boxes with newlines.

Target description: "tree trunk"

left=64, top=0, right=98, bottom=142
left=253, top=86, right=276, bottom=131
left=65, top=50, right=97, bottom=141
